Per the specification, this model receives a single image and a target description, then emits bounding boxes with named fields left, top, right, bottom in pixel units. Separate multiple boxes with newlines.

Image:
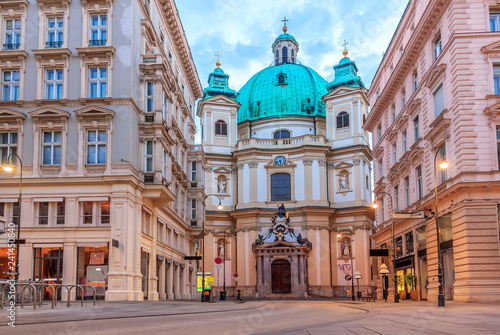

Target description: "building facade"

left=197, top=25, right=375, bottom=298
left=365, top=0, right=500, bottom=302
left=0, top=0, right=203, bottom=301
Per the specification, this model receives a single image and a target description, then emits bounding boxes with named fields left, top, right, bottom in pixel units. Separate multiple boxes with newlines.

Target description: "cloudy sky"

left=177, top=0, right=409, bottom=92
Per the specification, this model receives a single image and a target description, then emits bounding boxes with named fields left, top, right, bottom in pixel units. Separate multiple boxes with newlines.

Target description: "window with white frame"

left=89, top=15, right=107, bottom=46
left=89, top=67, right=107, bottom=98
left=162, top=148, right=168, bottom=179
left=394, top=185, right=399, bottom=211
left=401, top=88, right=406, bottom=107
left=45, top=69, right=63, bottom=99
left=497, top=127, right=500, bottom=169
left=413, top=115, right=420, bottom=141
left=142, top=209, right=151, bottom=235
left=46, top=17, right=63, bottom=48
left=405, top=176, right=410, bottom=207
left=403, top=130, right=407, bottom=153
left=81, top=201, right=110, bottom=225
left=145, top=81, right=154, bottom=112
left=191, top=161, right=196, bottom=182
left=434, top=35, right=442, bottom=60
left=86, top=130, right=106, bottom=164
left=417, top=165, right=423, bottom=199
left=144, top=140, right=154, bottom=172
left=433, top=84, right=445, bottom=117
left=378, top=159, right=383, bottom=179
left=0, top=132, right=17, bottom=164
left=494, top=65, right=500, bottom=95
left=191, top=199, right=197, bottom=220
left=4, top=19, right=20, bottom=50
left=42, top=131, right=62, bottom=165
left=377, top=124, right=382, bottom=142
left=36, top=201, right=65, bottom=225
left=413, top=72, right=418, bottom=91
left=380, top=197, right=385, bottom=222
left=2, top=70, right=19, bottom=101
left=490, top=12, right=500, bottom=32
left=392, top=105, right=396, bottom=122
left=392, top=143, right=397, bottom=164
left=162, top=90, right=168, bottom=121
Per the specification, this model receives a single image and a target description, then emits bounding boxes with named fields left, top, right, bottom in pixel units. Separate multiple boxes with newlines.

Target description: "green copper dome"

left=237, top=63, right=328, bottom=123
left=274, top=33, right=298, bottom=44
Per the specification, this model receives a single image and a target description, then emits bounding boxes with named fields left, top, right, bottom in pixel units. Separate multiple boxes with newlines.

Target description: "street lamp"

left=353, top=271, right=362, bottom=301
left=201, top=194, right=223, bottom=302
left=2, top=153, right=22, bottom=282
left=371, top=192, right=399, bottom=303
left=379, top=263, right=390, bottom=302
left=221, top=227, right=237, bottom=300
left=337, top=226, right=355, bottom=301
left=434, top=148, right=449, bottom=307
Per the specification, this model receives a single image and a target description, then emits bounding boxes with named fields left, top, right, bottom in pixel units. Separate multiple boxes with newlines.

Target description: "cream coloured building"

left=365, top=0, right=500, bottom=303
left=197, top=25, right=375, bottom=298
left=0, top=0, right=203, bottom=301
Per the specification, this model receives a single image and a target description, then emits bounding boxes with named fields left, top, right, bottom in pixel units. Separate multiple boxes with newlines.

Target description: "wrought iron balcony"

left=3, top=43, right=20, bottom=50
left=89, top=39, right=106, bottom=46
left=46, top=41, right=63, bottom=48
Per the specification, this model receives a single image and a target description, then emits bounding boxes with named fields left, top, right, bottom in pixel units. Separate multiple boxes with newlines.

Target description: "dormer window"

left=278, top=75, right=285, bottom=84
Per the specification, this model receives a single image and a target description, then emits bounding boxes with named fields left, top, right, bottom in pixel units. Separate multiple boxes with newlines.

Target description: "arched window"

left=336, top=111, right=350, bottom=128
left=271, top=173, right=291, bottom=201
left=275, top=50, right=279, bottom=64
left=273, top=130, right=290, bottom=139
left=282, top=47, right=288, bottom=63
left=291, top=49, right=295, bottom=63
left=278, top=75, right=285, bottom=84
left=215, top=119, right=227, bottom=135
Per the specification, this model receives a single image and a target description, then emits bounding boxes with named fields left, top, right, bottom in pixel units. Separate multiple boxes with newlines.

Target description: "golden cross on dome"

left=342, top=39, right=349, bottom=57
left=215, top=51, right=222, bottom=68
left=282, top=17, right=289, bottom=32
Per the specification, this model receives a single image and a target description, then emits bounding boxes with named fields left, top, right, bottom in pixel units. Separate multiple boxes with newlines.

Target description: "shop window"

left=395, top=236, right=403, bottom=258
left=34, top=247, right=63, bottom=284
left=77, top=246, right=108, bottom=298
left=417, top=225, right=426, bottom=250
left=439, top=214, right=453, bottom=242
left=405, top=232, right=414, bottom=255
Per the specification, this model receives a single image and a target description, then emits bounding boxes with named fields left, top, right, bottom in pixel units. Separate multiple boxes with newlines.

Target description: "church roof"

left=236, top=63, right=328, bottom=124
left=203, top=65, right=237, bottom=100
left=326, top=54, right=366, bottom=91
left=274, top=33, right=298, bottom=44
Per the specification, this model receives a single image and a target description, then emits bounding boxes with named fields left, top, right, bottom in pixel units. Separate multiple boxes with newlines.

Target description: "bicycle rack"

left=20, top=284, right=37, bottom=310
left=0, top=284, right=10, bottom=309
left=54, top=284, right=71, bottom=307
left=79, top=285, right=97, bottom=306
left=67, top=285, right=84, bottom=307
left=32, top=283, right=56, bottom=309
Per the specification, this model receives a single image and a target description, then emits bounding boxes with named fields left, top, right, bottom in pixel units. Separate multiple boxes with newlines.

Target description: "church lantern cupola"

left=272, top=17, right=299, bottom=65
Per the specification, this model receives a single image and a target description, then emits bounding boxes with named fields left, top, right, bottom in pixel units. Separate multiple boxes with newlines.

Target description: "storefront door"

left=33, top=247, right=63, bottom=284
left=141, top=251, right=149, bottom=300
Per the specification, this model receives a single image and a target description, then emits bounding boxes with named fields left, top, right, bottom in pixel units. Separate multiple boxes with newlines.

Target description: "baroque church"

left=197, top=23, right=374, bottom=298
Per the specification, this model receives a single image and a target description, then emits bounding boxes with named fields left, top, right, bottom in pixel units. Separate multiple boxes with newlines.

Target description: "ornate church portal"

left=254, top=205, right=311, bottom=297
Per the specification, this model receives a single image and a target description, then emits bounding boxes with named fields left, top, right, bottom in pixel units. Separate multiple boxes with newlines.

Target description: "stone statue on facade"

left=339, top=175, right=349, bottom=191
left=218, top=179, right=227, bottom=194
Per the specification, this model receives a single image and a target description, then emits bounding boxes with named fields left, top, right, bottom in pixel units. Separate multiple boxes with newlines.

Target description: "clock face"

left=274, top=156, right=286, bottom=166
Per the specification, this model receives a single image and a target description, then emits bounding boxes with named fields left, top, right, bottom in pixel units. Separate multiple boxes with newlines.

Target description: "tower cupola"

left=272, top=17, right=299, bottom=65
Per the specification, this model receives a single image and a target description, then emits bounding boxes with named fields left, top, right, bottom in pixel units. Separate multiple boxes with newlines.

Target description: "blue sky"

left=177, top=0, right=409, bottom=92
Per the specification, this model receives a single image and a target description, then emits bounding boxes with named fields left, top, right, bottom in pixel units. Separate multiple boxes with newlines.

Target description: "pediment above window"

left=423, top=64, right=446, bottom=89
left=406, top=98, right=421, bottom=117
left=213, top=167, right=231, bottom=174
left=484, top=100, right=500, bottom=123
left=81, top=0, right=112, bottom=6
left=480, top=40, right=500, bottom=55
left=0, top=0, right=29, bottom=10
left=0, top=108, right=26, bottom=121
left=36, top=0, right=71, bottom=7
left=29, top=107, right=70, bottom=122
left=74, top=106, right=115, bottom=122
left=424, top=110, right=450, bottom=143
left=333, top=162, right=353, bottom=169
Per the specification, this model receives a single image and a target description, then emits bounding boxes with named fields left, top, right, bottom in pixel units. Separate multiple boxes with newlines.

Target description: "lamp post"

left=371, top=192, right=399, bottom=303
left=434, top=148, right=449, bottom=307
left=221, top=227, right=237, bottom=300
left=337, top=226, right=355, bottom=301
left=353, top=270, right=362, bottom=301
left=379, top=263, right=390, bottom=302
left=201, top=194, right=223, bottom=302
left=2, top=153, right=22, bottom=282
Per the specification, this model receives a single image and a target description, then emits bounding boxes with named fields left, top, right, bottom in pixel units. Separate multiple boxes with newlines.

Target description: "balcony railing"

left=237, top=135, right=327, bottom=150
left=3, top=43, right=20, bottom=50
left=46, top=41, right=63, bottom=48
left=89, top=39, right=106, bottom=46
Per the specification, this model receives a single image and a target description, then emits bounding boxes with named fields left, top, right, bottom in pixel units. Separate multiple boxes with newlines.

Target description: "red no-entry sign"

left=214, top=257, right=223, bottom=264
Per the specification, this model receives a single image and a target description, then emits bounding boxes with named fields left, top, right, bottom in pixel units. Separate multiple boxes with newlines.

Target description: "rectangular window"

left=378, top=159, right=383, bottom=179
left=392, top=105, right=396, bottom=122
left=42, top=131, right=62, bottom=165
left=490, top=12, right=500, bottom=32
left=405, top=176, right=410, bottom=207
left=191, top=161, right=196, bottom=181
left=100, top=201, right=110, bottom=224
left=494, top=65, right=500, bottom=95
left=405, top=232, right=414, bottom=255
left=0, top=132, right=17, bottom=164
left=401, top=89, right=406, bottom=107
left=89, top=67, right=107, bottom=98
left=145, top=81, right=154, bottom=112
left=380, top=197, right=385, bottom=222
left=394, top=185, right=399, bottom=211
left=2, top=70, right=19, bottom=101
left=82, top=201, right=109, bottom=225
left=377, top=125, right=382, bottom=142
left=89, top=15, right=107, bottom=46
left=191, top=199, right=197, bottom=220
left=396, top=236, right=403, bottom=258
left=271, top=173, right=291, bottom=201
left=497, top=127, right=500, bottom=169
left=162, top=90, right=168, bottom=121
left=86, top=130, right=106, bottom=164
left=433, top=84, right=445, bottom=117
left=417, top=165, right=423, bottom=199
left=45, top=69, right=63, bottom=99
left=145, top=140, right=153, bottom=172
left=413, top=115, right=420, bottom=141
left=413, top=72, right=418, bottom=91
left=83, top=201, right=93, bottom=224
left=4, top=19, right=20, bottom=50
left=392, top=143, right=397, bottom=164
left=56, top=201, right=65, bottom=224
left=162, top=149, right=168, bottom=179
left=38, top=202, right=49, bottom=225
left=46, top=17, right=63, bottom=48
left=434, top=35, right=442, bottom=60
left=403, top=130, right=407, bottom=153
